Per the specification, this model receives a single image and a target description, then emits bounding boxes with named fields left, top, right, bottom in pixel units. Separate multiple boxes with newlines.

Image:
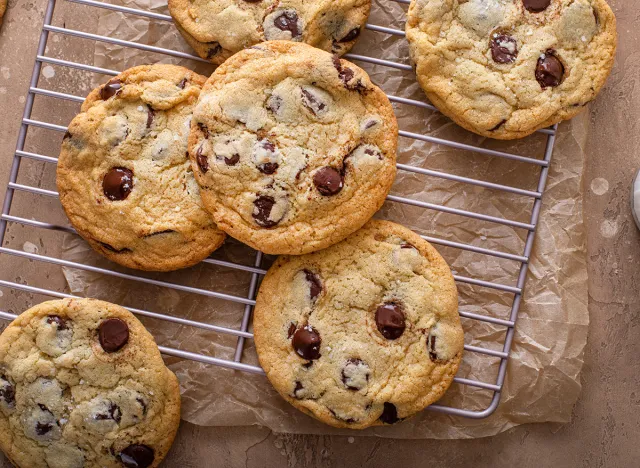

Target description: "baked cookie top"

left=406, top=0, right=617, bottom=139
left=189, top=41, right=398, bottom=255
left=168, top=0, right=371, bottom=64
left=253, top=220, right=464, bottom=429
left=57, top=64, right=226, bottom=271
left=0, top=299, right=181, bottom=468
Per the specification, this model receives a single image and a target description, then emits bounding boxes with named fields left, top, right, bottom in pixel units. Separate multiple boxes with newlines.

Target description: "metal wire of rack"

left=0, top=0, right=557, bottom=419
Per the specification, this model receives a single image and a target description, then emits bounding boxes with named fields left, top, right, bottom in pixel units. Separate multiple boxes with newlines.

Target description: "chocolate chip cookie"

left=189, top=41, right=398, bottom=255
left=253, top=220, right=464, bottom=429
left=0, top=299, right=181, bottom=468
left=406, top=0, right=617, bottom=139
left=168, top=0, right=371, bottom=64
left=57, top=64, right=226, bottom=271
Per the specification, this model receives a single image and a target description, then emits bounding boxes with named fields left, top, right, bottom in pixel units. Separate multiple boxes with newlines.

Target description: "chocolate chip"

left=489, top=119, right=507, bottom=131
left=523, top=0, right=551, bottom=12
left=313, top=167, right=344, bottom=196
left=427, top=333, right=438, bottom=361
left=302, top=361, right=313, bottom=369
left=146, top=105, right=154, bottom=129
left=287, top=322, right=297, bottom=338
left=197, top=122, right=210, bottom=139
left=400, top=243, right=415, bottom=249
left=63, top=131, right=72, bottom=140
left=293, top=381, right=303, bottom=398
left=98, top=318, right=129, bottom=353
left=196, top=146, right=209, bottom=173
left=36, top=421, right=53, bottom=435
left=225, top=153, right=240, bottom=166
left=535, top=50, right=564, bottom=88
left=46, top=315, right=69, bottom=331
left=375, top=302, right=406, bottom=340
left=258, top=162, right=278, bottom=174
left=267, top=94, right=282, bottom=114
left=103, top=167, right=134, bottom=201
left=300, top=88, right=326, bottom=115
left=206, top=42, right=221, bottom=60
left=274, top=11, right=301, bottom=38
left=338, top=27, right=361, bottom=43
left=341, top=358, right=370, bottom=391
left=490, top=34, right=518, bottom=64
left=364, top=119, right=378, bottom=130
left=303, top=269, right=322, bottom=301
left=379, top=402, right=400, bottom=424
left=292, top=326, right=321, bottom=360
left=98, top=241, right=131, bottom=254
left=253, top=195, right=280, bottom=228
left=136, top=397, right=148, bottom=416
left=119, top=445, right=155, bottom=468
left=178, top=78, right=188, bottom=89
left=96, top=403, right=122, bottom=424
left=332, top=56, right=355, bottom=85
left=100, top=79, right=123, bottom=100
left=329, top=409, right=356, bottom=424
left=0, top=375, right=15, bottom=407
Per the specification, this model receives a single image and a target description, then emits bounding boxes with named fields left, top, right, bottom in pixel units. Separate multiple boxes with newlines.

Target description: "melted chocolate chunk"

left=225, top=153, right=240, bottom=166
left=119, top=444, right=155, bottom=468
left=302, top=361, right=313, bottom=369
left=267, top=94, right=283, bottom=114
left=258, top=162, right=278, bottom=174
left=136, top=397, right=148, bottom=416
left=313, top=167, right=344, bottom=196
left=253, top=195, right=279, bottom=228
left=100, top=79, right=123, bottom=100
left=98, top=318, right=129, bottom=353
left=490, top=34, right=518, bottom=64
left=332, top=55, right=355, bottom=85
left=0, top=375, right=15, bottom=406
left=206, top=42, right=222, bottom=60
left=144, top=230, right=175, bottom=238
left=177, top=78, right=188, bottom=89
left=274, top=11, right=301, bottom=38
left=300, top=88, right=326, bottom=115
left=63, top=131, right=72, bottom=140
left=329, top=409, right=356, bottom=424
left=303, top=269, right=322, bottom=301
left=36, top=421, right=53, bottom=435
left=523, top=0, right=551, bottom=13
left=196, top=146, right=209, bottom=173
left=375, top=302, right=406, bottom=340
left=197, top=122, right=210, bottom=139
left=146, top=105, right=155, bottom=129
left=95, top=403, right=122, bottom=424
left=536, top=51, right=564, bottom=88
left=46, top=315, right=69, bottom=330
left=103, top=167, right=134, bottom=201
left=99, top=242, right=131, bottom=254
left=293, top=381, right=304, bottom=398
left=427, top=333, right=438, bottom=361
left=287, top=322, right=297, bottom=338
left=489, top=119, right=507, bottom=131
left=292, top=326, right=321, bottom=360
left=379, top=402, right=400, bottom=424
left=338, top=27, right=361, bottom=43
left=400, top=243, right=415, bottom=249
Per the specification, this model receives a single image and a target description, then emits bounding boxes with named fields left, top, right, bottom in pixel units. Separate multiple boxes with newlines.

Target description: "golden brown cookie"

left=168, top=0, right=371, bottom=64
left=253, top=220, right=464, bottom=429
left=406, top=0, right=617, bottom=139
left=0, top=299, right=181, bottom=468
left=57, top=64, right=226, bottom=271
left=189, top=41, right=398, bottom=255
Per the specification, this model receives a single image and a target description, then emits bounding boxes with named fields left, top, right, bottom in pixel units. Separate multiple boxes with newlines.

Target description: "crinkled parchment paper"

left=61, top=0, right=589, bottom=439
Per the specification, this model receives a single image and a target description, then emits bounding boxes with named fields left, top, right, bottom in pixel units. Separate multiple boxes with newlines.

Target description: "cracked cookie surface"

left=0, top=299, right=181, bottom=468
left=57, top=64, right=226, bottom=271
left=253, top=220, right=464, bottom=429
left=406, top=0, right=617, bottom=139
left=189, top=41, right=398, bottom=255
left=168, top=0, right=371, bottom=64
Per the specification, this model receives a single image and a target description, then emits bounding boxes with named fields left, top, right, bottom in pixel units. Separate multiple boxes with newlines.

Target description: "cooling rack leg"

left=233, top=251, right=263, bottom=362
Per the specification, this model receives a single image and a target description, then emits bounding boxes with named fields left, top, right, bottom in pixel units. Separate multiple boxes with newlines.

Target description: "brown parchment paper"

left=60, top=0, right=589, bottom=439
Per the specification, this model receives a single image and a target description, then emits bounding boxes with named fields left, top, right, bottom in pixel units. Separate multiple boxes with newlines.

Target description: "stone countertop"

left=0, top=0, right=638, bottom=466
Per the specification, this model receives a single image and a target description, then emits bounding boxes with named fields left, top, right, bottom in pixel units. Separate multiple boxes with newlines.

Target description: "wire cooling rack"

left=0, top=0, right=557, bottom=419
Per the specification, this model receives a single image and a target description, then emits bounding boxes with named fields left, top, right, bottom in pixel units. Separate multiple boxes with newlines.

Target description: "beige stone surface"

left=0, top=0, right=638, bottom=467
